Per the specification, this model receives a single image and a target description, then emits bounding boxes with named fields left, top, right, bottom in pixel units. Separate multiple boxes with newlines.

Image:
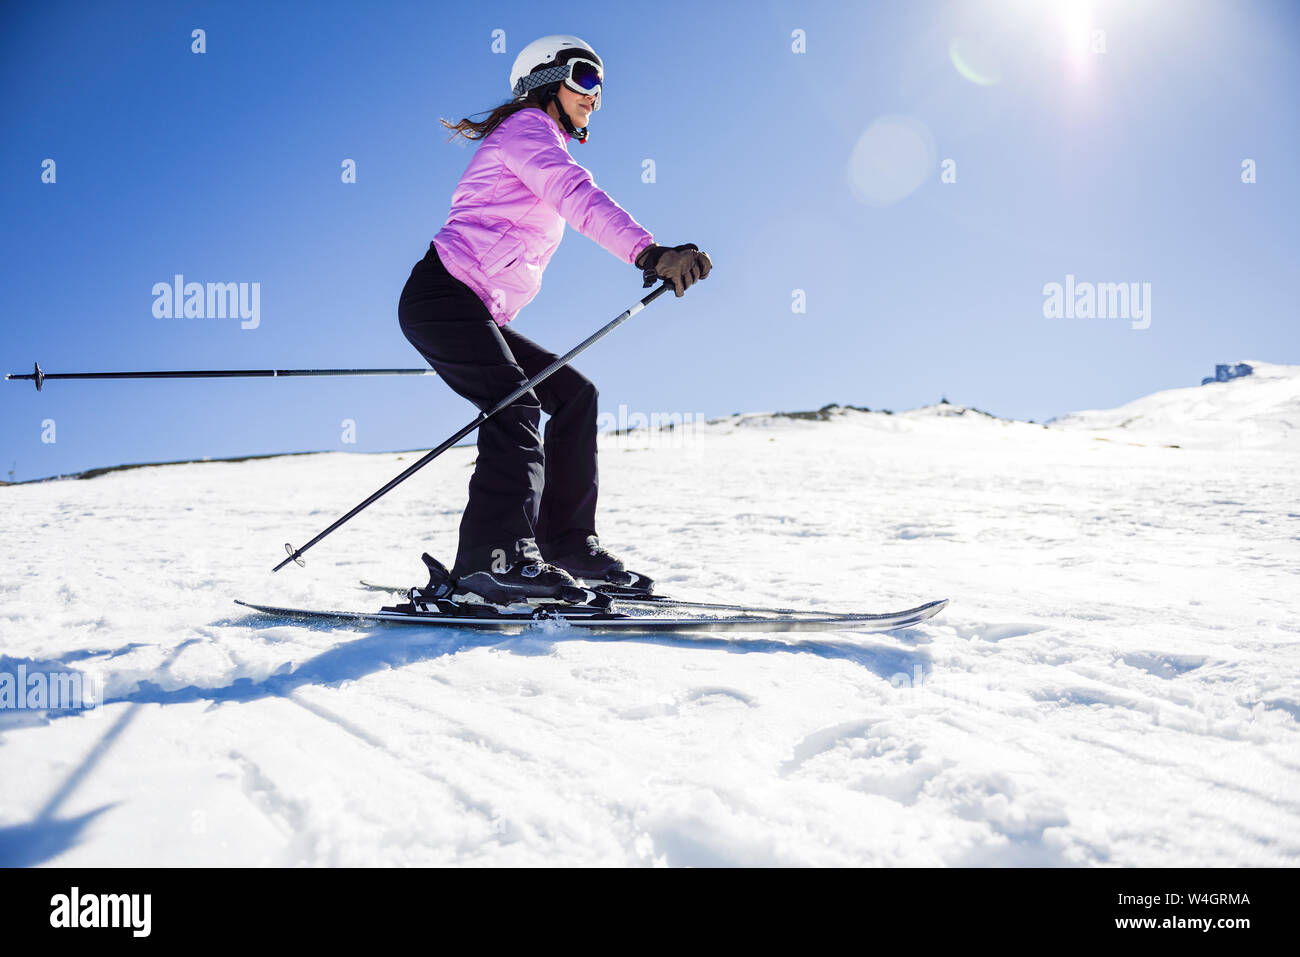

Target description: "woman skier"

left=398, top=34, right=712, bottom=605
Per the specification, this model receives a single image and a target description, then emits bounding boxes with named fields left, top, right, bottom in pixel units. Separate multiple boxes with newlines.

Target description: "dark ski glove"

left=635, top=243, right=713, bottom=296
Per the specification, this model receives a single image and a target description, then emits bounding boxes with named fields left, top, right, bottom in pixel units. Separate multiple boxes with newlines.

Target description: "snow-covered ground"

left=1, top=365, right=1297, bottom=866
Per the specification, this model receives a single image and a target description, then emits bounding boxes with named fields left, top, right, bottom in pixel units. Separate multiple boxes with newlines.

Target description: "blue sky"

left=2, top=0, right=1297, bottom=482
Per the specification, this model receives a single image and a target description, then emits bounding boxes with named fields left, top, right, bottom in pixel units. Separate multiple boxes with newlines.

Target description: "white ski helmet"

left=509, top=34, right=603, bottom=112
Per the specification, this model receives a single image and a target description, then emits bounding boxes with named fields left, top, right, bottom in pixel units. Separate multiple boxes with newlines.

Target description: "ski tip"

left=919, top=598, right=949, bottom=616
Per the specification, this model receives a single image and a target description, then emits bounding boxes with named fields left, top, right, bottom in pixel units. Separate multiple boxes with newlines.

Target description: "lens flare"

left=846, top=115, right=937, bottom=207
left=948, top=36, right=1002, bottom=86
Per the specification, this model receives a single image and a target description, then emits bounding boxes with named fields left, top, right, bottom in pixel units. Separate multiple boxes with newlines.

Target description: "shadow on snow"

left=1, top=618, right=932, bottom=865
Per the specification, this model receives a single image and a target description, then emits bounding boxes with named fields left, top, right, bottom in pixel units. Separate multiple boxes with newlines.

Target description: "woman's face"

left=556, top=82, right=597, bottom=127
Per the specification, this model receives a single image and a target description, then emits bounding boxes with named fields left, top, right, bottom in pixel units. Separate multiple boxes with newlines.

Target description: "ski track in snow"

left=1, top=384, right=1298, bottom=866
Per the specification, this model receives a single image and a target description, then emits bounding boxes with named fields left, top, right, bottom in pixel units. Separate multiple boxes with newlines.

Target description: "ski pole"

left=274, top=281, right=675, bottom=573
left=6, top=362, right=435, bottom=392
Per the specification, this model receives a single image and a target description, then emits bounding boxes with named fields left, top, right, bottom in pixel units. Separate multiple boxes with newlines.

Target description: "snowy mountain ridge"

left=5, top=361, right=1295, bottom=487
left=1046, top=359, right=1299, bottom=450
left=716, top=359, right=1298, bottom=451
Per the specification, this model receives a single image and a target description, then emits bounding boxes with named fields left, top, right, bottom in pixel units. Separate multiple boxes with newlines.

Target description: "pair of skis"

left=236, top=575, right=949, bottom=635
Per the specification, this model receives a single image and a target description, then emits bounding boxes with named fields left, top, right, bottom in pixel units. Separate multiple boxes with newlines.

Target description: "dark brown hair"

left=439, top=93, right=548, bottom=143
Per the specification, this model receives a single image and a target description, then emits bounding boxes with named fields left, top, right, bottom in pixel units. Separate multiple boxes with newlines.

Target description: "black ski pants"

left=398, top=243, right=599, bottom=575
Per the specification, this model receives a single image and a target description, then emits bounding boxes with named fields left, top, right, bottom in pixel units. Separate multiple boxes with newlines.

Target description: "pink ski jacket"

left=432, top=106, right=655, bottom=326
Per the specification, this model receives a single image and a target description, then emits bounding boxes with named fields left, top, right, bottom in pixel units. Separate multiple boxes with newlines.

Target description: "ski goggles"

left=514, top=58, right=603, bottom=110
left=563, top=58, right=603, bottom=102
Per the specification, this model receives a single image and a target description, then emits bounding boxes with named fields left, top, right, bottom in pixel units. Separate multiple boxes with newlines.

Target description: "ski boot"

left=544, top=535, right=655, bottom=595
